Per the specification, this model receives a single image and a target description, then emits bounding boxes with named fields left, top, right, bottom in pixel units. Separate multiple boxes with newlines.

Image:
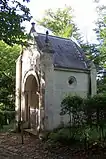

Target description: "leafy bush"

left=47, top=125, right=105, bottom=148
left=83, top=94, right=106, bottom=140
left=0, top=111, right=15, bottom=128
left=3, top=111, right=15, bottom=125
left=60, top=95, right=83, bottom=125
left=48, top=127, right=80, bottom=145
left=84, top=95, right=106, bottom=125
left=48, top=94, right=106, bottom=146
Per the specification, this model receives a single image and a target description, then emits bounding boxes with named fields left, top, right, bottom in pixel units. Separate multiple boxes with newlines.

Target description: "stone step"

left=24, top=128, right=37, bottom=136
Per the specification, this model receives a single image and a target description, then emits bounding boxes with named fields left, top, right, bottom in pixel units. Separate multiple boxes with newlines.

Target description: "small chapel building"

left=15, top=23, right=97, bottom=131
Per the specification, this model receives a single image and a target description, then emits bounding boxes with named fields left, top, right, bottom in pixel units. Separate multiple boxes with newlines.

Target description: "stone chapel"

left=15, top=23, right=97, bottom=131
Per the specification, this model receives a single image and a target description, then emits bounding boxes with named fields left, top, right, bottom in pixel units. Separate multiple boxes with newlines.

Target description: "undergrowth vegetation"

left=44, top=94, right=106, bottom=148
left=0, top=111, right=15, bottom=129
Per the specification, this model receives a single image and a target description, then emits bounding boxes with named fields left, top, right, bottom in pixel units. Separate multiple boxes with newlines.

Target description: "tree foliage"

left=0, top=41, right=21, bottom=111
left=94, top=5, right=106, bottom=62
left=38, top=6, right=82, bottom=41
left=92, top=5, right=106, bottom=93
left=81, top=43, right=101, bottom=70
left=60, top=95, right=83, bottom=124
left=0, top=0, right=31, bottom=45
left=82, top=5, right=106, bottom=71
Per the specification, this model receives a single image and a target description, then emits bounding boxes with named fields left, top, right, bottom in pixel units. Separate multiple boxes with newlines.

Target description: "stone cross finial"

left=29, top=22, right=38, bottom=37
left=31, top=22, right=36, bottom=32
left=45, top=30, right=49, bottom=43
left=42, top=30, right=54, bottom=54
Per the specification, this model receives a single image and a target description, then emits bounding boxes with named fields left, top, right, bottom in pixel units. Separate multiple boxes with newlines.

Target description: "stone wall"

left=46, top=68, right=89, bottom=129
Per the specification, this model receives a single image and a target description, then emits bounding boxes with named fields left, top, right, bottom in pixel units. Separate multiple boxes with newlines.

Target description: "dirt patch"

left=0, top=132, right=106, bottom=159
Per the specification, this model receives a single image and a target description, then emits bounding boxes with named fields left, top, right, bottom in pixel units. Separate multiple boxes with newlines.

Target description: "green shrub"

left=60, top=95, right=83, bottom=125
left=3, top=111, right=15, bottom=124
left=47, top=126, right=104, bottom=147
left=0, top=110, right=15, bottom=128
left=84, top=94, right=106, bottom=127
left=48, top=127, right=79, bottom=145
left=56, top=94, right=106, bottom=145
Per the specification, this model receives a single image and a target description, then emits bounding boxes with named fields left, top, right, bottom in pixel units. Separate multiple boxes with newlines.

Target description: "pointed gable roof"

left=36, top=33, right=89, bottom=70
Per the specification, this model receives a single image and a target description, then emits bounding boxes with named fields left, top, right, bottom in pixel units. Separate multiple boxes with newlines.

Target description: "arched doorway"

left=24, top=74, right=40, bottom=129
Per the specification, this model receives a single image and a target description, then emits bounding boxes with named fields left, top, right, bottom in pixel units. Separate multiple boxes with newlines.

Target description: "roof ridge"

left=38, top=32, right=75, bottom=42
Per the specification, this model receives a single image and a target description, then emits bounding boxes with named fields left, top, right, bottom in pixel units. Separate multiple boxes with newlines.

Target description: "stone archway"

left=23, top=74, right=40, bottom=130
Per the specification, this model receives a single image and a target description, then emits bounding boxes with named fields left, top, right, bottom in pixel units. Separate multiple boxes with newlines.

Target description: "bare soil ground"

left=0, top=132, right=106, bottom=159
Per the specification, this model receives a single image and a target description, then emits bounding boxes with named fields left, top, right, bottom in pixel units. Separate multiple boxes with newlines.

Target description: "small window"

left=68, top=76, right=77, bottom=87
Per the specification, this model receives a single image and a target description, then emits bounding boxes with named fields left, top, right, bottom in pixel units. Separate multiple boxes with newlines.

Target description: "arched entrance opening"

left=24, top=74, right=40, bottom=129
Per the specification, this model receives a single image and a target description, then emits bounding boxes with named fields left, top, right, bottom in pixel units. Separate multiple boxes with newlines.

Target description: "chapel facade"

left=15, top=23, right=97, bottom=131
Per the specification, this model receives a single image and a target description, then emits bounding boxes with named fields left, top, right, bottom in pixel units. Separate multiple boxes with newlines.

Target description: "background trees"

left=0, top=0, right=31, bottom=45
left=93, top=5, right=106, bottom=93
left=0, top=41, right=20, bottom=126
left=38, top=6, right=82, bottom=42
left=0, top=0, right=30, bottom=125
left=0, top=41, right=20, bottom=111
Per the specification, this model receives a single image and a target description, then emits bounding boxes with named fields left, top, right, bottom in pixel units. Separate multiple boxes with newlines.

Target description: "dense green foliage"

left=81, top=44, right=100, bottom=70
left=60, top=95, right=83, bottom=124
left=94, top=5, right=106, bottom=93
left=0, top=111, right=15, bottom=128
left=0, top=0, right=31, bottom=45
left=81, top=5, right=106, bottom=94
left=0, top=0, right=31, bottom=128
left=90, top=5, right=106, bottom=70
left=0, top=41, right=20, bottom=110
left=38, top=6, right=82, bottom=41
left=0, top=41, right=20, bottom=126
